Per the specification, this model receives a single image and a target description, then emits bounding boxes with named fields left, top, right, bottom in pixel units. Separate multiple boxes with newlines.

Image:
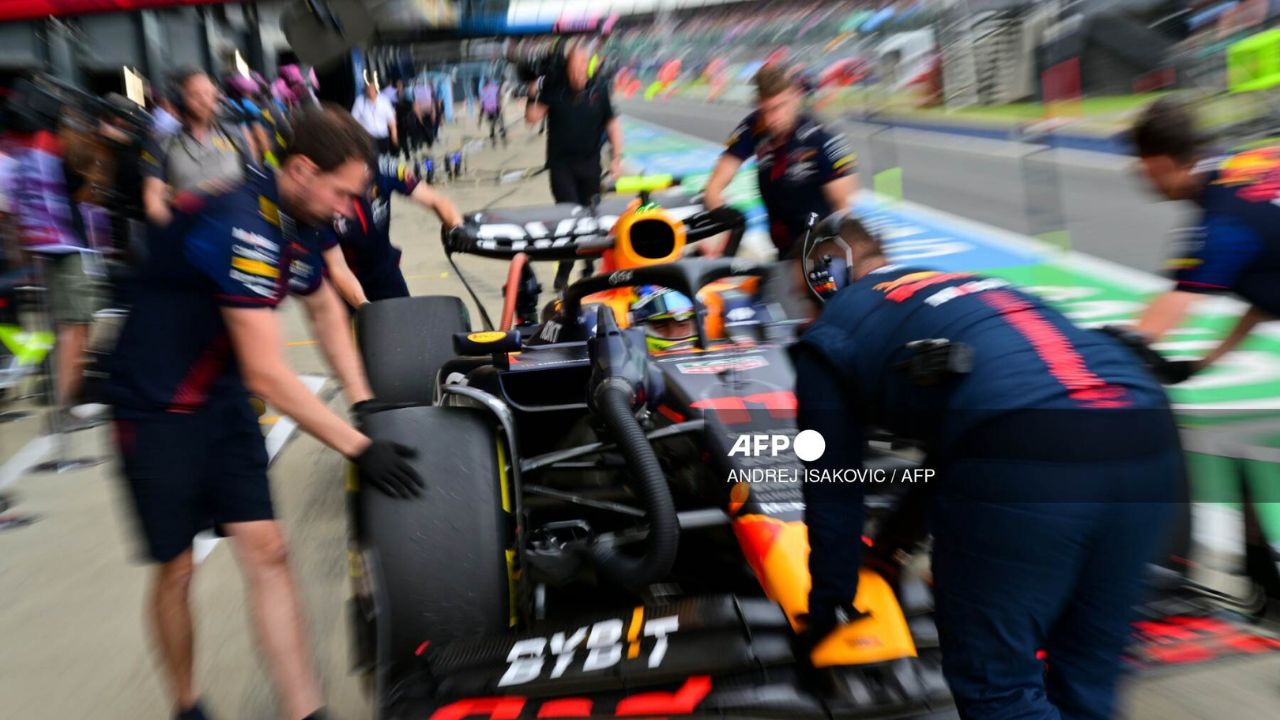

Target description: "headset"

left=800, top=210, right=857, bottom=302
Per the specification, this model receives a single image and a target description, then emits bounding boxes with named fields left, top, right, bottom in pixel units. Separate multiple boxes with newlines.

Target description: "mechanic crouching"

left=792, top=216, right=1182, bottom=719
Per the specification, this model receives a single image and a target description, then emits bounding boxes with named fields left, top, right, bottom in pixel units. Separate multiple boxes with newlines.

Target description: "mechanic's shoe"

left=175, top=701, right=211, bottom=720
left=300, top=708, right=331, bottom=720
left=44, top=406, right=106, bottom=435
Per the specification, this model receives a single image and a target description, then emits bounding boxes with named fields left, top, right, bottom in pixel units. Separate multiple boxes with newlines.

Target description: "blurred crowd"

left=0, top=64, right=325, bottom=428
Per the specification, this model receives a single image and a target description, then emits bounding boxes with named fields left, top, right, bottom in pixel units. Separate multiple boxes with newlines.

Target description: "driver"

left=631, top=286, right=697, bottom=352
left=793, top=215, right=1182, bottom=719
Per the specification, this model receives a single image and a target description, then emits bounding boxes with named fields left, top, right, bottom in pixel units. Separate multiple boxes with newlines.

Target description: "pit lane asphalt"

left=0, top=107, right=1275, bottom=719
left=617, top=96, right=1190, bottom=275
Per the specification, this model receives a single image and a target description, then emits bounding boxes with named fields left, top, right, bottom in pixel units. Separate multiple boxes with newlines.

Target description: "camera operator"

left=524, top=43, right=624, bottom=290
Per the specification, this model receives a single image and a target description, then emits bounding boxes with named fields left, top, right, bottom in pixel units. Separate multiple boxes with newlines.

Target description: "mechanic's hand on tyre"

left=354, top=440, right=424, bottom=498
left=1097, top=325, right=1198, bottom=384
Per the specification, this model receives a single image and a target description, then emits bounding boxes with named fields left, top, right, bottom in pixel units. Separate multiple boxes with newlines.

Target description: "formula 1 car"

left=348, top=178, right=952, bottom=720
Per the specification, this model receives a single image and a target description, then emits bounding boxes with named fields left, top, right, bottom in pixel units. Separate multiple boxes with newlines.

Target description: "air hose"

left=589, top=377, right=679, bottom=591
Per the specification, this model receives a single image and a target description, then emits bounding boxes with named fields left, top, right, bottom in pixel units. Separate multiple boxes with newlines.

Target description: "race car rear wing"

left=445, top=194, right=745, bottom=261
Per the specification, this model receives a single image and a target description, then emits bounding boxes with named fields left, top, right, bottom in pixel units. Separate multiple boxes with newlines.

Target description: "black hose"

left=589, top=378, right=679, bottom=591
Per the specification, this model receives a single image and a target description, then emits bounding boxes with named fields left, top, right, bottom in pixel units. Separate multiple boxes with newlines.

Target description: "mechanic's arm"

left=606, top=117, right=624, bottom=178
left=389, top=117, right=399, bottom=149
left=223, top=306, right=369, bottom=457
left=1197, top=305, right=1271, bottom=372
left=525, top=80, right=548, bottom=126
left=409, top=182, right=463, bottom=228
left=1135, top=290, right=1202, bottom=341
left=143, top=176, right=172, bottom=226
left=301, top=279, right=373, bottom=405
left=322, top=244, right=368, bottom=309
left=704, top=154, right=743, bottom=210
left=793, top=343, right=866, bottom=629
left=822, top=175, right=857, bottom=213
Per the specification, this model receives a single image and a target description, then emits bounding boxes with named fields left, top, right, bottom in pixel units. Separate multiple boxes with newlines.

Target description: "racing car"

left=347, top=178, right=953, bottom=719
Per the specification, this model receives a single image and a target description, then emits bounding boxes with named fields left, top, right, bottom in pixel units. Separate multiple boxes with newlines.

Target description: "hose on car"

left=589, top=377, right=679, bottom=592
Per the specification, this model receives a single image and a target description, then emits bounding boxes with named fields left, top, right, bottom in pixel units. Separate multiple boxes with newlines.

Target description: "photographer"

left=524, top=44, right=623, bottom=290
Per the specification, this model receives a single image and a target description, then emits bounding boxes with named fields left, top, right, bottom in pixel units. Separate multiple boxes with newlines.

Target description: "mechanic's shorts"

left=44, top=251, right=105, bottom=325
left=114, top=397, right=271, bottom=563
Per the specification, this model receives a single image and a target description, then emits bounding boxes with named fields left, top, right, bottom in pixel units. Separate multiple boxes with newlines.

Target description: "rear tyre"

left=356, top=405, right=513, bottom=708
left=357, top=296, right=470, bottom=404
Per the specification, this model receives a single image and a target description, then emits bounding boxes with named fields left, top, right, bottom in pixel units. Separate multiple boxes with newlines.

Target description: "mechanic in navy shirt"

left=1130, top=97, right=1280, bottom=381
left=108, top=105, right=422, bottom=720
left=326, top=154, right=462, bottom=309
left=703, top=64, right=857, bottom=259
left=792, top=215, right=1181, bottom=719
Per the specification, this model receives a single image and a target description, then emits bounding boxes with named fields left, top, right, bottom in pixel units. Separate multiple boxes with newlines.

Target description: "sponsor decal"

left=468, top=331, right=509, bottom=343
left=676, top=356, right=768, bottom=374
left=231, top=256, right=279, bottom=279
left=498, top=611, right=680, bottom=687
left=258, top=195, right=281, bottom=226
left=430, top=676, right=712, bottom=720
left=231, top=227, right=279, bottom=252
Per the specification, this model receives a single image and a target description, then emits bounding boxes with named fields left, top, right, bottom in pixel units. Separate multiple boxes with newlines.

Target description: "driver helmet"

left=631, top=286, right=697, bottom=353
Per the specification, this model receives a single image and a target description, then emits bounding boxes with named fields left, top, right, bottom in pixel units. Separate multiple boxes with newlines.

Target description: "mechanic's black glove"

left=796, top=602, right=866, bottom=658
left=1154, top=359, right=1197, bottom=385
left=442, top=224, right=476, bottom=254
left=354, top=440, right=424, bottom=498
left=1098, top=325, right=1199, bottom=385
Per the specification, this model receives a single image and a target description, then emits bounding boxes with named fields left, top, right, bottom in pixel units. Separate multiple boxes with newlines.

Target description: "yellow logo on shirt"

left=258, top=196, right=281, bottom=227
left=232, top=257, right=281, bottom=279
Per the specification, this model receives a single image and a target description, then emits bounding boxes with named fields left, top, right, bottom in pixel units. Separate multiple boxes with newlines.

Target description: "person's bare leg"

left=226, top=520, right=323, bottom=720
left=151, top=549, right=200, bottom=713
left=55, top=322, right=89, bottom=406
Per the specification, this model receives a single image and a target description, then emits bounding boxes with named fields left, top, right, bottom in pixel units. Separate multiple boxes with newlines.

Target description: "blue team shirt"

left=793, top=265, right=1167, bottom=454
left=794, top=265, right=1173, bottom=617
left=333, top=158, right=419, bottom=286
left=723, top=111, right=856, bottom=255
left=1169, top=147, right=1280, bottom=315
left=108, top=168, right=334, bottom=416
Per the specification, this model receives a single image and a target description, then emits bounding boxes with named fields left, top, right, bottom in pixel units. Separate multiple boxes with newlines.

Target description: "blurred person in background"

left=795, top=215, right=1181, bottom=720
left=351, top=79, right=397, bottom=157
left=223, top=74, right=271, bottom=165
left=393, top=79, right=414, bottom=158
left=525, top=44, right=624, bottom=290
left=142, top=69, right=251, bottom=227
left=1130, top=97, right=1280, bottom=382
left=703, top=64, right=857, bottom=260
left=108, top=104, right=423, bottom=720
left=479, top=77, right=506, bottom=147
left=148, top=85, right=182, bottom=140
left=327, top=154, right=463, bottom=309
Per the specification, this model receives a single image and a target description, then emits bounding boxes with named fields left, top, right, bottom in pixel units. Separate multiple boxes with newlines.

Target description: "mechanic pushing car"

left=326, top=154, right=463, bottom=309
left=1128, top=97, right=1280, bottom=382
left=792, top=215, right=1182, bottom=719
left=703, top=64, right=857, bottom=260
left=107, top=105, right=423, bottom=720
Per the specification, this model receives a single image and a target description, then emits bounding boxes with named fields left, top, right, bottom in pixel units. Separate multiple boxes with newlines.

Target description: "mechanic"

left=631, top=286, right=698, bottom=352
left=1128, top=97, right=1280, bottom=382
left=142, top=69, right=251, bottom=227
left=351, top=79, right=398, bottom=158
left=793, top=215, right=1181, bottom=720
left=328, top=154, right=463, bottom=309
left=108, top=104, right=423, bottom=720
left=525, top=44, right=624, bottom=290
left=703, top=64, right=857, bottom=260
